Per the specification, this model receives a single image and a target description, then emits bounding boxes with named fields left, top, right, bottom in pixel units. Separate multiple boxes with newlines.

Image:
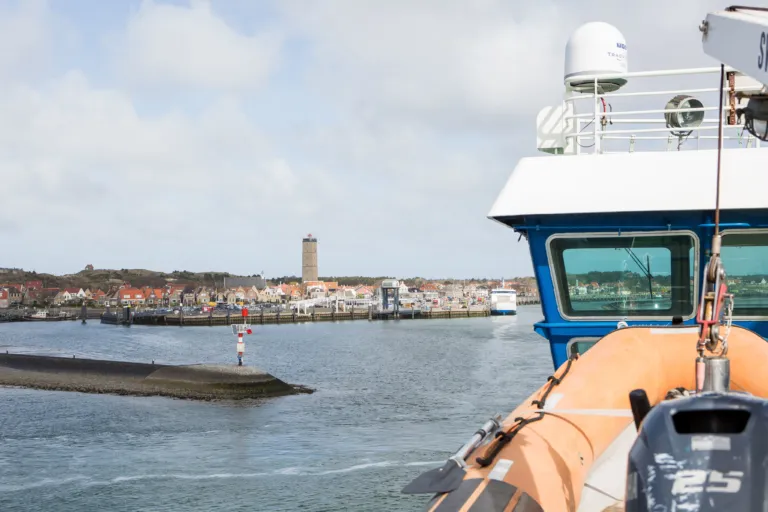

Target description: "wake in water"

left=0, top=460, right=442, bottom=492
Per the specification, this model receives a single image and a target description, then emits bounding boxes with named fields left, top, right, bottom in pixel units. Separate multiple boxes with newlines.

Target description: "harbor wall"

left=101, top=306, right=500, bottom=326
left=0, top=353, right=310, bottom=400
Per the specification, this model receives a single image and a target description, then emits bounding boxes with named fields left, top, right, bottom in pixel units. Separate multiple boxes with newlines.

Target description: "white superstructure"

left=489, top=288, right=517, bottom=316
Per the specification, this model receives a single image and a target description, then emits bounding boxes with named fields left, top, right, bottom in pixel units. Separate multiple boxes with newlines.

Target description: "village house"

left=197, top=288, right=211, bottom=304
left=166, top=285, right=186, bottom=306
left=180, top=287, right=196, bottom=306
left=118, top=288, right=145, bottom=305
left=253, top=288, right=274, bottom=303
left=4, top=286, right=22, bottom=305
left=265, top=286, right=285, bottom=302
left=245, top=287, right=259, bottom=302
left=338, top=287, right=358, bottom=300
left=284, top=285, right=302, bottom=301
left=92, top=289, right=107, bottom=306
left=53, top=287, right=86, bottom=305
left=142, top=288, right=165, bottom=306
left=0, top=290, right=8, bottom=308
left=25, top=281, right=43, bottom=291
left=0, top=282, right=24, bottom=293
left=355, top=285, right=374, bottom=299
left=420, top=283, right=439, bottom=293
left=38, top=288, right=60, bottom=305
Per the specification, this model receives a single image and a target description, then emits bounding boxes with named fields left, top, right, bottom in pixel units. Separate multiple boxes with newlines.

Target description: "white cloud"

left=114, top=0, right=281, bottom=91
left=0, top=69, right=326, bottom=273
left=0, top=0, right=53, bottom=80
left=0, top=0, right=755, bottom=278
left=278, top=0, right=569, bottom=131
left=279, top=0, right=729, bottom=132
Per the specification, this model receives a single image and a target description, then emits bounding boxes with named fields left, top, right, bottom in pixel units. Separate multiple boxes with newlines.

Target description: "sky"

left=0, top=0, right=738, bottom=278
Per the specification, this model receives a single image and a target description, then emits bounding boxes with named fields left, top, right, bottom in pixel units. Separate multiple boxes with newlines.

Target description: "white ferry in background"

left=489, top=286, right=516, bottom=316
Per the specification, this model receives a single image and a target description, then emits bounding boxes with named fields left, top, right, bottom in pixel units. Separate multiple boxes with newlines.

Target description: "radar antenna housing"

left=565, top=21, right=628, bottom=93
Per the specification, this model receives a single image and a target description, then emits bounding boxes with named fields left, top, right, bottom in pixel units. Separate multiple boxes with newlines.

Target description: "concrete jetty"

left=101, top=306, right=497, bottom=326
left=0, top=354, right=312, bottom=400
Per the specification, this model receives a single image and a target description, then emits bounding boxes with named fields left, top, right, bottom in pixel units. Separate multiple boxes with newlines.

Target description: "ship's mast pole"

left=695, top=64, right=733, bottom=394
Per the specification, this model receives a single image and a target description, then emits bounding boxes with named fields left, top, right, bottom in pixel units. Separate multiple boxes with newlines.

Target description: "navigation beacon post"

left=233, top=307, right=253, bottom=366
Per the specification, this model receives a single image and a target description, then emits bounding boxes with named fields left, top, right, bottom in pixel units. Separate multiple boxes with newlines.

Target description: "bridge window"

left=721, top=230, right=768, bottom=317
left=548, top=232, right=697, bottom=319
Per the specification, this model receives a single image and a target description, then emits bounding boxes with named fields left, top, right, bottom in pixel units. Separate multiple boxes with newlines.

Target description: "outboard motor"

left=625, top=392, right=767, bottom=511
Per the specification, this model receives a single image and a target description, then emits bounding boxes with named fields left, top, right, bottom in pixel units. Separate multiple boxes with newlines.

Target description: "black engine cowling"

left=625, top=392, right=768, bottom=511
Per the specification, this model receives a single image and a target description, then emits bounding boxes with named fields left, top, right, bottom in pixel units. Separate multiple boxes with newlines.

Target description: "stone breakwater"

left=0, top=354, right=312, bottom=400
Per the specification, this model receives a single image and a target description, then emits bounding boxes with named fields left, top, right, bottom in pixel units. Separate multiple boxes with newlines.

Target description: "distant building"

left=85, top=264, right=94, bottom=271
left=302, top=234, right=318, bottom=282
left=222, top=275, right=267, bottom=290
left=5, top=287, right=22, bottom=305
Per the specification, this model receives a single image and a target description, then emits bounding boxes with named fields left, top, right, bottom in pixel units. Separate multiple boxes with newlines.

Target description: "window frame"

left=546, top=230, right=700, bottom=321
left=720, top=228, right=768, bottom=320
left=566, top=337, right=600, bottom=357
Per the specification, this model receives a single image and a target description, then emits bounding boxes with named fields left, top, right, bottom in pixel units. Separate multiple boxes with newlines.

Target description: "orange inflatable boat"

left=403, top=325, right=768, bottom=511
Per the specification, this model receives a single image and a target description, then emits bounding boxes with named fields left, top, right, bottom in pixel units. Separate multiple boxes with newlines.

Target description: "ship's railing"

left=539, top=66, right=765, bottom=155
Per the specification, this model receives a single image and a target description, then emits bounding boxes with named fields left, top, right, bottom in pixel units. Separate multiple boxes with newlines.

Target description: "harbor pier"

left=101, top=305, right=493, bottom=326
left=0, top=353, right=311, bottom=400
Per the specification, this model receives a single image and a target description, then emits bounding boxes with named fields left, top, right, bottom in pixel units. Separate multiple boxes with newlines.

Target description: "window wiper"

left=625, top=248, right=654, bottom=297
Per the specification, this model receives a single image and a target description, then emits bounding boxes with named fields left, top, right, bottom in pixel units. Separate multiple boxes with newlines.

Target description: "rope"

left=475, top=353, right=579, bottom=467
left=475, top=415, right=545, bottom=467
left=664, top=387, right=690, bottom=400
left=714, top=63, right=725, bottom=234
left=531, top=353, right=578, bottom=409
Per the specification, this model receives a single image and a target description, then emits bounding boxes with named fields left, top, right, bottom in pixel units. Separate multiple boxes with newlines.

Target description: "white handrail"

left=552, top=66, right=766, bottom=153
left=567, top=124, right=726, bottom=138
left=565, top=85, right=761, bottom=102
left=565, top=66, right=731, bottom=85
left=565, top=106, right=716, bottom=120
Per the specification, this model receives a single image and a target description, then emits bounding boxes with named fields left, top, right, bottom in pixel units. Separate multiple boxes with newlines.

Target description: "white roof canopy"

left=488, top=148, right=768, bottom=220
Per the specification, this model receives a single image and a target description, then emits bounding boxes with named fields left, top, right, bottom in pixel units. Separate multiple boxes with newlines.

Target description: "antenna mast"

left=714, top=64, right=725, bottom=235
left=694, top=64, right=733, bottom=394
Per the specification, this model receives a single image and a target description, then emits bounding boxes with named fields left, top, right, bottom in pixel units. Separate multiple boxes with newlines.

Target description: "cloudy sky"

left=0, top=0, right=735, bottom=278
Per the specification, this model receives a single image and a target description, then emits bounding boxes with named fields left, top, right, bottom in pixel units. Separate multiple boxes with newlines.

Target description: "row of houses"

left=111, top=283, right=377, bottom=306
left=0, top=278, right=540, bottom=308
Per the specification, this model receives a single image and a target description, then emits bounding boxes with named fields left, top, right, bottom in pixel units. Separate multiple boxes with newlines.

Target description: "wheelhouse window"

left=721, top=231, right=768, bottom=317
left=548, top=232, right=697, bottom=318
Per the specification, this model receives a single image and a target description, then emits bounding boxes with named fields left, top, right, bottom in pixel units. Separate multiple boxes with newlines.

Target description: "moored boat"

left=26, top=310, right=49, bottom=321
left=405, top=7, right=768, bottom=511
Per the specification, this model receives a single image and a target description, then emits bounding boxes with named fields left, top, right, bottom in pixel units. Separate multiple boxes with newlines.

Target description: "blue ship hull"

left=490, top=310, right=517, bottom=316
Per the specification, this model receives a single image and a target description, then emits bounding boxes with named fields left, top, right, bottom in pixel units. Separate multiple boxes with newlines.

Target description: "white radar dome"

left=565, top=22, right=628, bottom=93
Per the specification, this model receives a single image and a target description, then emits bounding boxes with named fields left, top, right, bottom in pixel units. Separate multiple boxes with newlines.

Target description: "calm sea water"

left=0, top=307, right=549, bottom=512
